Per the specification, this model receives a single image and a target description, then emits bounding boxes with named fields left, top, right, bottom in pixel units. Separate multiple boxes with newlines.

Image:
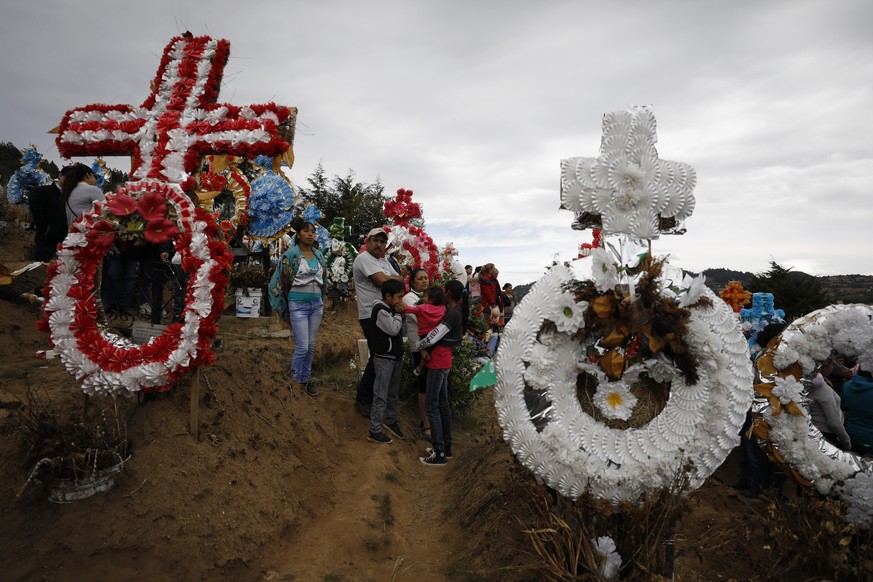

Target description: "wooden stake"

left=189, top=369, right=200, bottom=440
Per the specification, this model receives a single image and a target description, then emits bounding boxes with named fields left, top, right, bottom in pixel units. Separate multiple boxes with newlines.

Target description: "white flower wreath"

left=494, top=264, right=753, bottom=502
left=753, top=304, right=873, bottom=503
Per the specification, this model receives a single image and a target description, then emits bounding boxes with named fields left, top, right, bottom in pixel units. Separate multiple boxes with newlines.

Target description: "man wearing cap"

left=353, top=227, right=404, bottom=417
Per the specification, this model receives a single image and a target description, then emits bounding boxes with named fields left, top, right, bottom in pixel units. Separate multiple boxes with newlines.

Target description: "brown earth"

left=0, top=225, right=852, bottom=582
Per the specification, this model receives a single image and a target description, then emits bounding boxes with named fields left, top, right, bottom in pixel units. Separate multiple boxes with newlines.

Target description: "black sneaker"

left=425, top=446, right=452, bottom=459
left=419, top=449, right=447, bottom=466
left=368, top=431, right=392, bottom=444
left=304, top=382, right=319, bottom=397
left=384, top=422, right=405, bottom=440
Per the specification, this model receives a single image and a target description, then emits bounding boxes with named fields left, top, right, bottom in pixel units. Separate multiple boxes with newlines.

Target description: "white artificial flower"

left=593, top=382, right=637, bottom=421
left=591, top=248, right=619, bottom=293
left=838, top=472, right=873, bottom=530
left=524, top=342, right=554, bottom=390
left=549, top=293, right=588, bottom=333
left=592, top=536, right=622, bottom=579
left=678, top=273, right=706, bottom=308
left=645, top=355, right=678, bottom=383
left=771, top=375, right=804, bottom=406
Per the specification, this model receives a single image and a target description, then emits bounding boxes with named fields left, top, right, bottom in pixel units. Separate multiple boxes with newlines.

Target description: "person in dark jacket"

left=841, top=369, right=873, bottom=454
left=367, top=279, right=407, bottom=445
left=28, top=165, right=73, bottom=261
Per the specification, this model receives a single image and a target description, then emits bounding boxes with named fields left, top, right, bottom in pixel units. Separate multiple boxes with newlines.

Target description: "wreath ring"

left=40, top=179, right=233, bottom=396
left=752, top=304, right=873, bottom=495
left=494, top=265, right=753, bottom=502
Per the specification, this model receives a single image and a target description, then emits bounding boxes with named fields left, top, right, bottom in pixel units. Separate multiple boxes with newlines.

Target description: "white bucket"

left=235, top=288, right=263, bottom=318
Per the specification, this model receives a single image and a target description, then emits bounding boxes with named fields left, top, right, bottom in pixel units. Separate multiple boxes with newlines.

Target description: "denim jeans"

left=288, top=298, right=323, bottom=383
left=370, top=356, right=401, bottom=434
left=425, top=368, right=452, bottom=454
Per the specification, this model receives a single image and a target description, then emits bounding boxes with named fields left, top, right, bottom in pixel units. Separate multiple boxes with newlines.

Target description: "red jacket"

left=479, top=274, right=503, bottom=310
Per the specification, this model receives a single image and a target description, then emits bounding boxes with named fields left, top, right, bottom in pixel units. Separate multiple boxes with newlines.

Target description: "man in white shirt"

left=353, top=227, right=404, bottom=416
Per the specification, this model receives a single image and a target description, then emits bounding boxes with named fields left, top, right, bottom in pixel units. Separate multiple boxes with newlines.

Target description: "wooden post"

left=189, top=369, right=200, bottom=440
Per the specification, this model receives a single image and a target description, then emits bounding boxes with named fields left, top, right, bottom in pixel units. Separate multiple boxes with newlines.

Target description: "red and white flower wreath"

left=38, top=180, right=233, bottom=396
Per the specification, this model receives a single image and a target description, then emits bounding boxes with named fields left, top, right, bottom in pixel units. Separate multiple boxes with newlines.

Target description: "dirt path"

left=263, top=391, right=460, bottom=581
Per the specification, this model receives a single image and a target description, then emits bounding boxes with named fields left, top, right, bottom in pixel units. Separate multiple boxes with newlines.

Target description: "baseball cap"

left=366, top=227, right=388, bottom=239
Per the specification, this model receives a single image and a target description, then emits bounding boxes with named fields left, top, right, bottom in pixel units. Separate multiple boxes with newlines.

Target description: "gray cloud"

left=2, top=0, right=871, bottom=285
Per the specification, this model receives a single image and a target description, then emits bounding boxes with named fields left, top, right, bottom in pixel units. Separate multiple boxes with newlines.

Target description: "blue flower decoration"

left=302, top=204, right=323, bottom=225
left=7, top=147, right=50, bottom=205
left=315, top=225, right=331, bottom=250
left=254, top=155, right=273, bottom=168
left=91, top=161, right=107, bottom=188
left=247, top=173, right=296, bottom=240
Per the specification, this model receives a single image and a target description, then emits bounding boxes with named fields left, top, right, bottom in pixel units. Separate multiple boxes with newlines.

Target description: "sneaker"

left=425, top=446, right=452, bottom=459
left=355, top=400, right=371, bottom=418
left=384, top=422, right=405, bottom=440
left=412, top=367, right=423, bottom=377
left=368, top=431, right=392, bottom=444
left=304, top=382, right=319, bottom=397
left=139, top=303, right=152, bottom=317
left=419, top=449, right=447, bottom=466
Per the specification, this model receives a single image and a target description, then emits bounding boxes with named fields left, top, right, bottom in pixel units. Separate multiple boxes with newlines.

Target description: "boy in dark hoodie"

left=367, top=279, right=407, bottom=444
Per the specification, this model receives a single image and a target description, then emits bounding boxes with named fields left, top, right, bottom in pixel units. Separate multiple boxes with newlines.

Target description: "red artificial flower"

left=144, top=218, right=180, bottom=244
left=106, top=193, right=139, bottom=217
left=138, top=191, right=167, bottom=221
left=86, top=220, right=116, bottom=250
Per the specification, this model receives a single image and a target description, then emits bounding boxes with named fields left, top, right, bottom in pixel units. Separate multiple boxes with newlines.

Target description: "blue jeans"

left=425, top=368, right=452, bottom=454
left=370, top=356, right=401, bottom=434
left=288, top=299, right=323, bottom=383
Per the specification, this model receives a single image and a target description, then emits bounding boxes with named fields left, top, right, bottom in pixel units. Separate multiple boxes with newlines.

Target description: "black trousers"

left=355, top=318, right=375, bottom=405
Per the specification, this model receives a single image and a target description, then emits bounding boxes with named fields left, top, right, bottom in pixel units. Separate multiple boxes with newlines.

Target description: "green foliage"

left=301, top=165, right=386, bottom=243
left=0, top=141, right=22, bottom=187
left=748, top=260, right=830, bottom=320
left=102, top=167, right=128, bottom=193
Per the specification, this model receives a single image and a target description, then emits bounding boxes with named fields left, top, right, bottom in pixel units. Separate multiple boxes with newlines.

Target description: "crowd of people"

left=30, top=166, right=516, bottom=466
left=332, top=228, right=513, bottom=466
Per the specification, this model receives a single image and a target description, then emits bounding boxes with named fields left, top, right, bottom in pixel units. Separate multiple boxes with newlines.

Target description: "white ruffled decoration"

left=494, top=264, right=753, bottom=503
left=561, top=106, right=696, bottom=238
left=45, top=180, right=218, bottom=396
left=757, top=303, right=873, bottom=505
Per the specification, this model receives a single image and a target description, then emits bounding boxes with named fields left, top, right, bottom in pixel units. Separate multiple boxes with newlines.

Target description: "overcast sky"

left=2, top=1, right=871, bottom=285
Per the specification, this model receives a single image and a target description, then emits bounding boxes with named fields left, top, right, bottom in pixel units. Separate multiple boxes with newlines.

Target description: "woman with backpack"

left=269, top=221, right=327, bottom=397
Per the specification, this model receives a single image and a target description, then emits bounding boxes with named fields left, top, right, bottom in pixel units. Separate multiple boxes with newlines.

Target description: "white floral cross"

left=560, top=106, right=697, bottom=239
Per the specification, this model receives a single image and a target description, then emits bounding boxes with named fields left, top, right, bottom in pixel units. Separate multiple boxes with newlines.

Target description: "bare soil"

left=0, top=226, right=822, bottom=581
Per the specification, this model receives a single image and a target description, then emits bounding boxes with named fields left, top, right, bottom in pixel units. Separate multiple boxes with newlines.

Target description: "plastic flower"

left=771, top=375, right=805, bottom=406
left=106, top=193, right=139, bottom=217
left=144, top=218, right=180, bottom=244
left=592, top=536, right=622, bottom=579
left=837, top=472, right=873, bottom=530
left=593, top=382, right=637, bottom=420
left=549, top=293, right=588, bottom=333
left=590, top=248, right=618, bottom=292
left=85, top=220, right=116, bottom=250
left=138, top=191, right=168, bottom=221
left=678, top=273, right=707, bottom=308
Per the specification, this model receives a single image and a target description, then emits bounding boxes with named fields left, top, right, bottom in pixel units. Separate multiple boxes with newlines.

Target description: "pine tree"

left=748, top=261, right=829, bottom=320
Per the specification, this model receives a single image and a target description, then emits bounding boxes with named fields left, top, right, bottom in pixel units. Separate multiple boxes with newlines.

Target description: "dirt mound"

left=0, top=224, right=856, bottom=581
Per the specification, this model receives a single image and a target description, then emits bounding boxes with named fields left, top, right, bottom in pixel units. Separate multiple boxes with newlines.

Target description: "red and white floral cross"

left=57, top=35, right=294, bottom=192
